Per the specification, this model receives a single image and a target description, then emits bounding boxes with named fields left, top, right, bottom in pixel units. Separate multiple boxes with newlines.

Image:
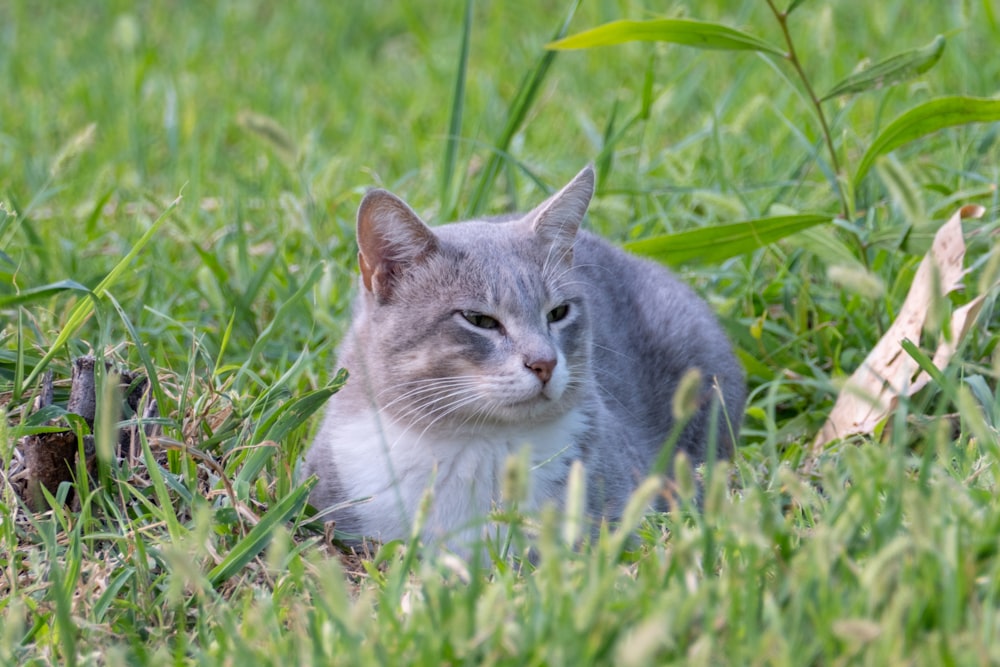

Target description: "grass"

left=2, top=0, right=999, bottom=664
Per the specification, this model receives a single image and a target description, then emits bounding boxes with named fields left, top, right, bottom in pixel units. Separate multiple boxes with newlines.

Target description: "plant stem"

left=765, top=0, right=849, bottom=219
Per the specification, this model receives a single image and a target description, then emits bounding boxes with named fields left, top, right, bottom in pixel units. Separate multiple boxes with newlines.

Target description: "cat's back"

left=573, top=231, right=744, bottom=459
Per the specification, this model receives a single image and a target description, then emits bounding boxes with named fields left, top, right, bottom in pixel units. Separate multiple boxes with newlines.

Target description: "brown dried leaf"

left=814, top=205, right=986, bottom=449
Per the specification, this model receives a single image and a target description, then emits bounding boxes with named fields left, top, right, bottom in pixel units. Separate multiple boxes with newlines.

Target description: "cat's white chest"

left=321, top=407, right=586, bottom=545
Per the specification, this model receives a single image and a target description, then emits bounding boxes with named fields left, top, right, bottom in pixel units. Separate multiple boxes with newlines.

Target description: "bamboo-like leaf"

left=625, top=213, right=831, bottom=266
left=854, top=96, right=1000, bottom=188
left=821, top=35, right=945, bottom=102
left=786, top=0, right=810, bottom=13
left=0, top=279, right=91, bottom=307
left=547, top=19, right=784, bottom=56
left=207, top=482, right=313, bottom=586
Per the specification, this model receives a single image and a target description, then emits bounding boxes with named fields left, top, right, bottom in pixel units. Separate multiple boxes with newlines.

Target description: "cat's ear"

left=528, top=165, right=594, bottom=261
left=356, top=189, right=438, bottom=301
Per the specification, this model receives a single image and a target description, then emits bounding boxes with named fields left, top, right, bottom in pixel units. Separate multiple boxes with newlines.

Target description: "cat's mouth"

left=501, top=384, right=566, bottom=415
left=508, top=393, right=549, bottom=408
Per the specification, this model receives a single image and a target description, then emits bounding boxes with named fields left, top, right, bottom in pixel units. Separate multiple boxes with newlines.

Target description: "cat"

left=301, top=165, right=745, bottom=550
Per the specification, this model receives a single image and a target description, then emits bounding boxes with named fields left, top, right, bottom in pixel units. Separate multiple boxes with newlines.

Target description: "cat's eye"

left=547, top=304, right=570, bottom=323
left=461, top=310, right=501, bottom=330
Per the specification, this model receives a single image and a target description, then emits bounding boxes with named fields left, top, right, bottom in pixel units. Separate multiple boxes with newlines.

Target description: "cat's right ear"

left=356, top=190, right=438, bottom=302
left=528, top=164, right=594, bottom=262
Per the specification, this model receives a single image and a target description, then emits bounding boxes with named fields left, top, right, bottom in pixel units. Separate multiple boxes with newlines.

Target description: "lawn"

left=2, top=0, right=999, bottom=664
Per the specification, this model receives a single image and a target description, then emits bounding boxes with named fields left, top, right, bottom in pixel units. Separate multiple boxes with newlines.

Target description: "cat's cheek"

left=449, top=323, right=500, bottom=366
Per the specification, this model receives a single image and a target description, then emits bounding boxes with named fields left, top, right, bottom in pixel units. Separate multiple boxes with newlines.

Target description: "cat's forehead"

left=435, top=217, right=529, bottom=245
left=407, top=218, right=577, bottom=308
left=433, top=217, right=559, bottom=263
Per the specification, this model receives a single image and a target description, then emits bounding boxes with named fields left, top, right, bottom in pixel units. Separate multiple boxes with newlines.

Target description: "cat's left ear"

left=528, top=165, right=594, bottom=262
left=357, top=190, right=438, bottom=302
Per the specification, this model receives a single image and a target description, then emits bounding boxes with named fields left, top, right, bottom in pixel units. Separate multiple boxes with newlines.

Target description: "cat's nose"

left=526, top=357, right=556, bottom=384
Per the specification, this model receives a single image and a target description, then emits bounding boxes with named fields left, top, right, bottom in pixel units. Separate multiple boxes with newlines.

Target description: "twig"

left=765, top=0, right=848, bottom=219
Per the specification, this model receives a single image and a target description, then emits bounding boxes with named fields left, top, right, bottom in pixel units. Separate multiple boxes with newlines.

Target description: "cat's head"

left=349, top=166, right=595, bottom=431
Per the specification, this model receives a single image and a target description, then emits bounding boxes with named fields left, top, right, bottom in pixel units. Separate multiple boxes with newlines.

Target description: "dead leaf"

left=813, top=205, right=986, bottom=450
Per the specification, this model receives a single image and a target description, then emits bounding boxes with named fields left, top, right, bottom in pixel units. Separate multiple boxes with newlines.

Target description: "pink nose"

left=526, top=357, right=556, bottom=384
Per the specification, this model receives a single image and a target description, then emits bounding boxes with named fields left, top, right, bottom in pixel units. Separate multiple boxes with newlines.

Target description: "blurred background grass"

left=2, top=1, right=1000, bottom=661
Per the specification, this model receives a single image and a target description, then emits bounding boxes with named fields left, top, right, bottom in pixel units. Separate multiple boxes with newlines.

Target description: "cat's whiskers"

left=543, top=260, right=607, bottom=287
left=387, top=385, right=483, bottom=426
left=593, top=381, right=640, bottom=419
left=408, top=392, right=494, bottom=449
left=590, top=342, right=636, bottom=360
left=543, top=261, right=582, bottom=286
left=567, top=260, right=614, bottom=277
left=383, top=390, right=487, bottom=454
left=457, top=395, right=508, bottom=433
left=376, top=377, right=482, bottom=413
left=378, top=381, right=479, bottom=409
left=374, top=375, right=481, bottom=401
left=539, top=243, right=575, bottom=284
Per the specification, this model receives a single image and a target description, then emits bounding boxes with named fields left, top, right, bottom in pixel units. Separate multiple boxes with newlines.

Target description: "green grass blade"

left=439, top=0, right=472, bottom=220
left=853, top=96, right=1000, bottom=188
left=547, top=19, right=784, bottom=56
left=625, top=213, right=831, bottom=266
left=875, top=155, right=925, bottom=232
left=49, top=551, right=78, bottom=666
left=138, top=430, right=185, bottom=541
left=466, top=0, right=582, bottom=216
left=0, top=280, right=91, bottom=308
left=821, top=35, right=945, bottom=102
left=104, top=291, right=167, bottom=419
left=233, top=443, right=279, bottom=493
left=0, top=201, right=15, bottom=239
left=237, top=262, right=323, bottom=386
left=900, top=338, right=947, bottom=388
left=207, top=481, right=313, bottom=587
left=259, top=370, right=348, bottom=444
left=213, top=310, right=237, bottom=376
left=84, top=196, right=181, bottom=297
left=22, top=195, right=181, bottom=391
left=13, top=309, right=26, bottom=403
left=92, top=568, right=134, bottom=622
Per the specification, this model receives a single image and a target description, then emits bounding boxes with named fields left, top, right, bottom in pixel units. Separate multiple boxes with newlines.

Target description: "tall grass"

left=1, top=0, right=998, bottom=664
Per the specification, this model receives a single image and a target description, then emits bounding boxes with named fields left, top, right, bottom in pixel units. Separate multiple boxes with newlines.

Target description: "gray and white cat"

left=302, top=165, right=745, bottom=549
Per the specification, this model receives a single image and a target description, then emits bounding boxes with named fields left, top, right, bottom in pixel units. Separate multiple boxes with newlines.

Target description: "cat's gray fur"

left=302, top=165, right=744, bottom=548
